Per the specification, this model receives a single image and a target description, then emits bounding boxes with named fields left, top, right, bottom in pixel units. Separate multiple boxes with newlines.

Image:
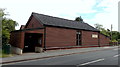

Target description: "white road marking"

left=113, top=54, right=120, bottom=57
left=80, top=58, right=104, bottom=66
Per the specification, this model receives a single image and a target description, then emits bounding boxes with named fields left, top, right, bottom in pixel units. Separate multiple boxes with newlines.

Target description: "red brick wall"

left=25, top=29, right=44, bottom=33
left=81, top=31, right=99, bottom=46
left=25, top=16, right=43, bottom=29
left=10, top=29, right=45, bottom=49
left=99, top=33, right=110, bottom=45
left=10, top=31, right=24, bottom=49
left=10, top=28, right=110, bottom=49
left=45, top=26, right=76, bottom=47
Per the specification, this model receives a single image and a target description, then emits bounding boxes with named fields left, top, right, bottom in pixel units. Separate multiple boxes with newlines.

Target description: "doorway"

left=23, top=33, right=42, bottom=53
left=76, top=31, right=81, bottom=46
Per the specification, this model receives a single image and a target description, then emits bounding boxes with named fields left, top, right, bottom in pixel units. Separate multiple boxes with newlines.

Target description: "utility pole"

left=111, top=24, right=113, bottom=40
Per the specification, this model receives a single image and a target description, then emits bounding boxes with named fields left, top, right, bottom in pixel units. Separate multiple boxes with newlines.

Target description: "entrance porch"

left=23, top=33, right=43, bottom=53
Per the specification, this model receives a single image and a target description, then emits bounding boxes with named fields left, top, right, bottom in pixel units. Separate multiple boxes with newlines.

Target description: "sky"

left=0, top=0, right=119, bottom=31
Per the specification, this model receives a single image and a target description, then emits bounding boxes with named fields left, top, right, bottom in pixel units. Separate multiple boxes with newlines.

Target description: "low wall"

left=11, top=46, right=23, bottom=55
left=35, top=47, right=43, bottom=53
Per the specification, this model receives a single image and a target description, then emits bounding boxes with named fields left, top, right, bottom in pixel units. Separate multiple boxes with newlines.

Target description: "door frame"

left=76, top=31, right=82, bottom=46
left=23, top=33, right=43, bottom=52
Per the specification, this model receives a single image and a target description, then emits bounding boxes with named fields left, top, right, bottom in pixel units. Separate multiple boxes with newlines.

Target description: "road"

left=2, top=47, right=120, bottom=67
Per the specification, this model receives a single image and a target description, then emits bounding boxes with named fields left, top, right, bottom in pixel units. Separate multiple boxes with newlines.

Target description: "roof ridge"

left=32, top=12, right=83, bottom=23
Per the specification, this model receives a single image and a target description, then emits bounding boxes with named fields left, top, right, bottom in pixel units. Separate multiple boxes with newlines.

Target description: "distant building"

left=10, top=12, right=110, bottom=54
left=20, top=25, right=25, bottom=30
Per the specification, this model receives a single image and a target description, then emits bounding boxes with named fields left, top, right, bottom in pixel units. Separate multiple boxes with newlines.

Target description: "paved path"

left=1, top=46, right=119, bottom=65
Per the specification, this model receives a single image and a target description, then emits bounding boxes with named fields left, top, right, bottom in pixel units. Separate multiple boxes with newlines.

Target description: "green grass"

left=0, top=49, right=13, bottom=58
left=1, top=54, right=13, bottom=58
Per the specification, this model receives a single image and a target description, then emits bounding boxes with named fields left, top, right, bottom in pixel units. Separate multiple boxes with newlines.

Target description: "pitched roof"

left=32, top=12, right=99, bottom=32
left=20, top=25, right=25, bottom=30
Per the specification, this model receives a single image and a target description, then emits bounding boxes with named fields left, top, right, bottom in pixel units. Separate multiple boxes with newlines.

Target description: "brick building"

left=10, top=12, right=110, bottom=54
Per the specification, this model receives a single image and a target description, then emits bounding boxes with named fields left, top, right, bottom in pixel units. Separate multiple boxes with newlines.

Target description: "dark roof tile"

left=32, top=12, right=99, bottom=31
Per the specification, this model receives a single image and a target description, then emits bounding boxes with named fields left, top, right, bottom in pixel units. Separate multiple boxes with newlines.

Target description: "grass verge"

left=0, top=50, right=13, bottom=58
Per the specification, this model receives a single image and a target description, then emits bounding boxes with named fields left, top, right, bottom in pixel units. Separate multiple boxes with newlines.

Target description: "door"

left=23, top=33, right=42, bottom=52
left=76, top=31, right=81, bottom=46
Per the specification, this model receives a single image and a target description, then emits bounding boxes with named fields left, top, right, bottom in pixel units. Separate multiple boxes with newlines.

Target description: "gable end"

left=25, top=14, right=44, bottom=29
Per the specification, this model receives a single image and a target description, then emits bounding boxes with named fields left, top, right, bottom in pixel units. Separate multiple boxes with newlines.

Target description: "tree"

left=0, top=9, right=5, bottom=17
left=94, top=23, right=120, bottom=41
left=1, top=8, right=18, bottom=45
left=2, top=18, right=18, bottom=45
left=75, top=16, right=83, bottom=22
left=2, top=18, right=18, bottom=32
left=100, top=28, right=110, bottom=37
left=118, top=33, right=120, bottom=39
left=0, top=9, right=3, bottom=47
left=94, top=23, right=110, bottom=37
left=111, top=31, right=120, bottom=40
left=94, top=23, right=103, bottom=31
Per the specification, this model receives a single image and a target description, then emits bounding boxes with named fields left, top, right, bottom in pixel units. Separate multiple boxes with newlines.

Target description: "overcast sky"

left=1, top=0, right=119, bottom=31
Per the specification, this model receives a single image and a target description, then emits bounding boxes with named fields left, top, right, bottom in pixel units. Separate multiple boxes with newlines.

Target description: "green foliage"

left=118, top=34, right=120, bottom=39
left=0, top=9, right=5, bottom=17
left=118, top=39, right=120, bottom=43
left=1, top=8, right=18, bottom=46
left=111, top=31, right=120, bottom=40
left=2, top=18, right=18, bottom=45
left=109, top=39, right=118, bottom=46
left=2, top=30, right=10, bottom=45
left=2, top=18, right=18, bottom=32
left=94, top=23, right=120, bottom=41
left=0, top=49, right=13, bottom=58
left=94, top=23, right=110, bottom=37
left=100, top=28, right=110, bottom=37
left=0, top=9, right=3, bottom=47
left=75, top=16, right=83, bottom=22
left=94, top=23, right=103, bottom=30
left=110, top=40, right=118, bottom=42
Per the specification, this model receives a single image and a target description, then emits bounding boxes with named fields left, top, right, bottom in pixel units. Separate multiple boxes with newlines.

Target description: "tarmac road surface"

left=2, top=46, right=119, bottom=67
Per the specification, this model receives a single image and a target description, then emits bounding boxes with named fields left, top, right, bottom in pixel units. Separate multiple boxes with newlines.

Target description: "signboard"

left=92, top=34, right=98, bottom=38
